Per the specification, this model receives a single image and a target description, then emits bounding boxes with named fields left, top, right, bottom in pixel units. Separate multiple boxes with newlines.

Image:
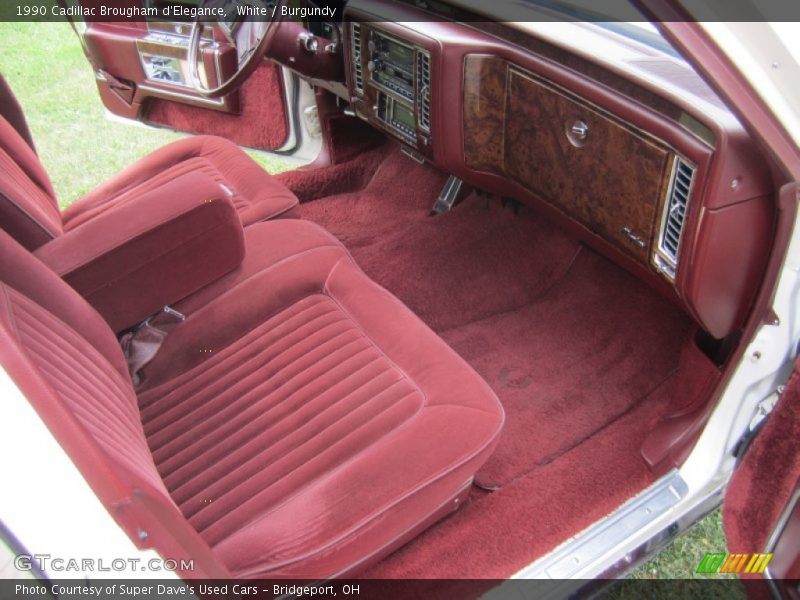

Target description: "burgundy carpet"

left=297, top=145, right=693, bottom=577
left=364, top=379, right=677, bottom=578
left=278, top=142, right=392, bottom=203
left=445, top=250, right=689, bottom=487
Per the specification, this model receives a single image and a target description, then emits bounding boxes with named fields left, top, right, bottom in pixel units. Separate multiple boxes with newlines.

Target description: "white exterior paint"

left=0, top=368, right=179, bottom=580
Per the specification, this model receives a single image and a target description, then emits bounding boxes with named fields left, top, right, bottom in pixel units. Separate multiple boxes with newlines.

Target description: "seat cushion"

left=136, top=219, right=505, bottom=578
left=61, top=135, right=298, bottom=231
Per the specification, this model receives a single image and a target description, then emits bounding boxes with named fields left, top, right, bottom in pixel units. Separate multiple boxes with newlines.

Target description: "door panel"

left=143, top=62, right=289, bottom=151
left=78, top=19, right=291, bottom=152
left=724, top=361, right=800, bottom=592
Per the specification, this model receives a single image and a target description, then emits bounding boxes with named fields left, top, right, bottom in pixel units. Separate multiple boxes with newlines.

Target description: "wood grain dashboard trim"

left=464, top=54, right=674, bottom=263
left=463, top=54, right=506, bottom=173
left=473, top=22, right=720, bottom=146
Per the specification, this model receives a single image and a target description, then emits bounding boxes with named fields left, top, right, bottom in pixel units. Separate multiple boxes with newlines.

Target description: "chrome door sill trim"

left=513, top=470, right=688, bottom=581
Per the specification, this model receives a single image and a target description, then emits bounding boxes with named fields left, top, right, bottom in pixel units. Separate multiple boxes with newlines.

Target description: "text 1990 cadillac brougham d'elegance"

left=0, top=0, right=798, bottom=596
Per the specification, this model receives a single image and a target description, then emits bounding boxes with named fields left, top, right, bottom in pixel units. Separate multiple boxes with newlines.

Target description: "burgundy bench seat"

left=0, top=110, right=297, bottom=252
left=61, top=135, right=298, bottom=232
left=0, top=218, right=505, bottom=578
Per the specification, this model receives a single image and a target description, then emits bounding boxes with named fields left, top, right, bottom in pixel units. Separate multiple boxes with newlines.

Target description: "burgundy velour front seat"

left=0, top=218, right=505, bottom=578
left=0, top=100, right=297, bottom=251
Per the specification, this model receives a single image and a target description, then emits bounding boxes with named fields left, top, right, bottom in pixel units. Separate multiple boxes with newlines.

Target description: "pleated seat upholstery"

left=0, top=218, right=505, bottom=578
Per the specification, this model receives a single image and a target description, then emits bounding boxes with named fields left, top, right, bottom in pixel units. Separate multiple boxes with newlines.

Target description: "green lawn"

left=612, top=509, right=745, bottom=599
left=629, top=509, right=735, bottom=581
left=0, top=21, right=735, bottom=585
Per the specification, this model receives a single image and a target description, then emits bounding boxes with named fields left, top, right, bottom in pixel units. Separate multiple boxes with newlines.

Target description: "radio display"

left=391, top=102, right=415, bottom=131
left=371, top=32, right=414, bottom=100
left=379, top=38, right=413, bottom=70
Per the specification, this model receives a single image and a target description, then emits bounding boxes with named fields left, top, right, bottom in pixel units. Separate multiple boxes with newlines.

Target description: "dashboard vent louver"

left=352, top=23, right=363, bottom=94
left=417, top=50, right=431, bottom=131
left=656, top=156, right=696, bottom=279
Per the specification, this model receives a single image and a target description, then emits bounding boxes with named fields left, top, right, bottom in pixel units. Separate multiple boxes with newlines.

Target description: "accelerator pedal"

left=432, top=175, right=470, bottom=215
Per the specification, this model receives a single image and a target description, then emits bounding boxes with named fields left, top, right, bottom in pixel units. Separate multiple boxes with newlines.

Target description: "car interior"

left=0, top=0, right=793, bottom=582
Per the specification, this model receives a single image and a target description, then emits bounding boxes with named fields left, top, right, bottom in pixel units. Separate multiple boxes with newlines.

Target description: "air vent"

left=416, top=50, right=431, bottom=131
left=351, top=23, right=364, bottom=94
left=655, top=156, right=696, bottom=279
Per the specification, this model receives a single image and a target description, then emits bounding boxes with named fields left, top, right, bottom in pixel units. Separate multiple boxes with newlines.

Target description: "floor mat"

left=276, top=142, right=392, bottom=203
left=298, top=146, right=692, bottom=575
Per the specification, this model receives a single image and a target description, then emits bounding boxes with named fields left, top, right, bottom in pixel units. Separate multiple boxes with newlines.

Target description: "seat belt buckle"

left=121, top=306, right=186, bottom=386
left=152, top=305, right=186, bottom=328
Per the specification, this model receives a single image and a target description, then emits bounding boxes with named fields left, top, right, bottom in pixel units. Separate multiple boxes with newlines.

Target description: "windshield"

left=514, top=0, right=680, bottom=57
left=594, top=22, right=681, bottom=58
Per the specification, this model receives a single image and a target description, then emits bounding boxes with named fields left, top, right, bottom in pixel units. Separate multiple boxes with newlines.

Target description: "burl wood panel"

left=463, top=55, right=507, bottom=173
left=503, top=69, right=671, bottom=262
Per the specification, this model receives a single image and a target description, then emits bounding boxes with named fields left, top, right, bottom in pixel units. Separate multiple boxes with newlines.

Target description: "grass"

left=611, top=508, right=746, bottom=599
left=0, top=22, right=290, bottom=206
left=629, top=509, right=736, bottom=581
left=0, top=22, right=736, bottom=585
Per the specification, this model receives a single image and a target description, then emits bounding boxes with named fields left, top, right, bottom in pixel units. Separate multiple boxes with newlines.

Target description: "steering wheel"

left=188, top=0, right=285, bottom=98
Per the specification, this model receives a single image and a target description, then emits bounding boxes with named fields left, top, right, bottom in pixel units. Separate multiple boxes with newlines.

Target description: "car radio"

left=367, top=30, right=415, bottom=103
left=349, top=23, right=433, bottom=155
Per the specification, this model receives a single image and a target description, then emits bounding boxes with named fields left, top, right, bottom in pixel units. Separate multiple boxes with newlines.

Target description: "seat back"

left=0, top=228, right=226, bottom=576
left=0, top=114, right=63, bottom=250
left=0, top=225, right=160, bottom=479
left=0, top=74, right=36, bottom=150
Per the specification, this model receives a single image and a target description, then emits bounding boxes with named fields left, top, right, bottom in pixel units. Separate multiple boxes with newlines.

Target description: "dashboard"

left=83, top=0, right=774, bottom=341
left=338, top=0, right=775, bottom=340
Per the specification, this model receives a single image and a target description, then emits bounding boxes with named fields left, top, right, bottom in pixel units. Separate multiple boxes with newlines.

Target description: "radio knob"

left=368, top=40, right=376, bottom=53
left=368, top=60, right=379, bottom=73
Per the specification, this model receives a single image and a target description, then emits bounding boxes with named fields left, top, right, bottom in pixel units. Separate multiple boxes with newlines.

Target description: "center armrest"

left=35, top=171, right=245, bottom=332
